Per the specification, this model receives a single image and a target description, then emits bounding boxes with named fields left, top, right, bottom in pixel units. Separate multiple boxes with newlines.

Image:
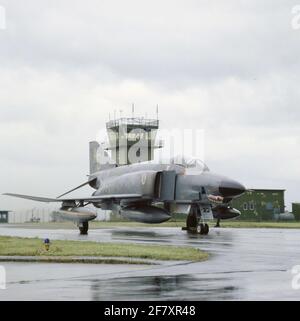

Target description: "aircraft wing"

left=2, top=193, right=143, bottom=203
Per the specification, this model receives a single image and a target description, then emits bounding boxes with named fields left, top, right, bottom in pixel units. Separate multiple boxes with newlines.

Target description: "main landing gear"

left=196, top=223, right=209, bottom=235
left=182, top=204, right=209, bottom=235
left=215, top=218, right=221, bottom=228
left=78, top=221, right=89, bottom=235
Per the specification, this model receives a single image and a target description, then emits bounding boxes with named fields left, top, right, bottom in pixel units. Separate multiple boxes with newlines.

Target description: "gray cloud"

left=0, top=0, right=299, bottom=212
left=1, top=0, right=299, bottom=83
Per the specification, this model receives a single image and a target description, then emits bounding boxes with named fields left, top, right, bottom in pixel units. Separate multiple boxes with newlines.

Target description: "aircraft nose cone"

left=219, top=179, right=246, bottom=197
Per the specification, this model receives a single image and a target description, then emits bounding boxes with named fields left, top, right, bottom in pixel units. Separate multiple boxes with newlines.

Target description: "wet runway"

left=0, top=225, right=300, bottom=300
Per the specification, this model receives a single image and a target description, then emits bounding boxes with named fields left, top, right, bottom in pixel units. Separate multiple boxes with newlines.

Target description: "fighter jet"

left=3, top=142, right=245, bottom=235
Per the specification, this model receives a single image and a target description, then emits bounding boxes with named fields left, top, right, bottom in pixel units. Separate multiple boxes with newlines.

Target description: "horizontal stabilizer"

left=3, top=193, right=143, bottom=203
left=3, top=193, right=59, bottom=203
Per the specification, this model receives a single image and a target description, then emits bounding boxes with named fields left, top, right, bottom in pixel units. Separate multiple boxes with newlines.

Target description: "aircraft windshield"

left=170, top=156, right=209, bottom=172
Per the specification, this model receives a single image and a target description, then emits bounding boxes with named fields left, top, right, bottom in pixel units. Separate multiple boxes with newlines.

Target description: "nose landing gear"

left=183, top=204, right=210, bottom=235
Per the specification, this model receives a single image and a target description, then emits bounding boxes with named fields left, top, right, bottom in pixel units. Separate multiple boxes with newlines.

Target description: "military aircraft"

left=3, top=142, right=245, bottom=235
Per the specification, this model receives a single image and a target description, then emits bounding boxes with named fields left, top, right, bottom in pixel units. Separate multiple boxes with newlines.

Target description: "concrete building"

left=231, top=189, right=285, bottom=221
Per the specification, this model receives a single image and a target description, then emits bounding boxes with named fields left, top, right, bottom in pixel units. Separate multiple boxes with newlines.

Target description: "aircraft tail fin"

left=89, top=141, right=116, bottom=174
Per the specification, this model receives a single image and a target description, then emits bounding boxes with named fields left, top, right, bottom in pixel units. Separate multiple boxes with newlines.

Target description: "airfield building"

left=292, top=203, right=300, bottom=221
left=0, top=210, right=10, bottom=223
left=231, top=189, right=285, bottom=221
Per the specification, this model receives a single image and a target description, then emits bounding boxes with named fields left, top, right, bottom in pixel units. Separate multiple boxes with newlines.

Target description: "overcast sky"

left=0, top=0, right=299, bottom=212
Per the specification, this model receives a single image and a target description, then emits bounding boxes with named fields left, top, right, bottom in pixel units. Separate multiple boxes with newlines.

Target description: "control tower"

left=105, top=117, right=163, bottom=165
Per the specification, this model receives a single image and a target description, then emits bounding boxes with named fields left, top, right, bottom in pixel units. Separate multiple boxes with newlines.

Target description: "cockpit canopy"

left=170, top=155, right=210, bottom=173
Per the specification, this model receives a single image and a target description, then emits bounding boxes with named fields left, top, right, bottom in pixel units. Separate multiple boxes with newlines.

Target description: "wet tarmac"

left=0, top=225, right=300, bottom=300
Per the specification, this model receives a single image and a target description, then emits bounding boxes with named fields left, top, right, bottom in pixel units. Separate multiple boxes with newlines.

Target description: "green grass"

left=219, top=221, right=300, bottom=229
left=9, top=220, right=187, bottom=229
left=0, top=236, right=208, bottom=262
left=90, top=220, right=186, bottom=228
left=9, top=219, right=300, bottom=230
left=0, top=257, right=151, bottom=265
left=7, top=218, right=300, bottom=230
left=92, top=219, right=300, bottom=229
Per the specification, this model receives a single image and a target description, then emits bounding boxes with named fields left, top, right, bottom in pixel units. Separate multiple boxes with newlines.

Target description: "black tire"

left=79, top=222, right=88, bottom=235
left=204, top=223, right=209, bottom=235
left=186, top=207, right=198, bottom=232
left=197, top=223, right=205, bottom=234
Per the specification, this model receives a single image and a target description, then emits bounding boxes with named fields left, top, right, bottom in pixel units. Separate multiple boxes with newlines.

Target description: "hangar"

left=292, top=203, right=300, bottom=221
left=231, top=189, right=285, bottom=220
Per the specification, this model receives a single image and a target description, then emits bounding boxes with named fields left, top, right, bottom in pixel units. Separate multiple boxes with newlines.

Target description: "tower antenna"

left=156, top=104, right=159, bottom=120
left=132, top=103, right=135, bottom=119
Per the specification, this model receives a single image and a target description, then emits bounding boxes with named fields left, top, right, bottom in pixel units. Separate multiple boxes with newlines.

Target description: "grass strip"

left=0, top=236, right=208, bottom=262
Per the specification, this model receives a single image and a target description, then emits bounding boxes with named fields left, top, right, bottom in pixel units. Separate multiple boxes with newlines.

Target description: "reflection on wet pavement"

left=0, top=226, right=300, bottom=300
left=90, top=274, right=237, bottom=301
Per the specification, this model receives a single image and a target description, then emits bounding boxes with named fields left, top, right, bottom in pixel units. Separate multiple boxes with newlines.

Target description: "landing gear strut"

left=183, top=204, right=209, bottom=235
left=78, top=221, right=89, bottom=235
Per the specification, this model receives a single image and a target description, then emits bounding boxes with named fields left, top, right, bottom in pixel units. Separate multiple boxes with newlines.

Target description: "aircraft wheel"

left=204, top=223, right=209, bottom=235
left=197, top=223, right=209, bottom=235
left=186, top=209, right=198, bottom=232
left=79, top=222, right=88, bottom=235
left=197, top=223, right=205, bottom=234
